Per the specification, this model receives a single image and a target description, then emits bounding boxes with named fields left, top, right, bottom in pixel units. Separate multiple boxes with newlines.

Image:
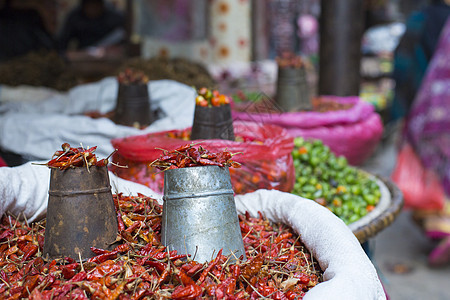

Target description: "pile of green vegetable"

left=292, top=137, right=381, bottom=224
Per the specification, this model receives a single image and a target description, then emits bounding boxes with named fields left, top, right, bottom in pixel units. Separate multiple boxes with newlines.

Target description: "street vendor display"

left=0, top=144, right=386, bottom=299
left=110, top=86, right=293, bottom=195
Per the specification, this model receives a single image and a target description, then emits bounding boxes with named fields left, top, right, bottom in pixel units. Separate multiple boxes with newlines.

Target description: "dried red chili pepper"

left=150, top=144, right=240, bottom=171
left=22, top=243, right=38, bottom=262
left=0, top=230, right=13, bottom=241
left=116, top=211, right=126, bottom=232
left=117, top=68, right=149, bottom=85
left=181, top=261, right=203, bottom=277
left=90, top=247, right=110, bottom=256
left=143, top=260, right=166, bottom=273
left=131, top=281, right=152, bottom=300
left=41, top=143, right=114, bottom=170
left=21, top=274, right=40, bottom=297
left=171, top=283, right=203, bottom=300
left=87, top=251, right=118, bottom=265
left=196, top=249, right=222, bottom=285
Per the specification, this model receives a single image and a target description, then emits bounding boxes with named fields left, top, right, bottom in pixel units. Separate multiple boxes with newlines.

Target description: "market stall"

left=0, top=1, right=408, bottom=298
left=0, top=76, right=396, bottom=298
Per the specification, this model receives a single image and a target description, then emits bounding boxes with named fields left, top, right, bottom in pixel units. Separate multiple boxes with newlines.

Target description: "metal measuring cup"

left=161, top=165, right=245, bottom=263
left=43, top=166, right=118, bottom=261
left=190, top=104, right=235, bottom=141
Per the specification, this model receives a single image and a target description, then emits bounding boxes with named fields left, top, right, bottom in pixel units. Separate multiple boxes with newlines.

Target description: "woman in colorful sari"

left=401, top=16, right=450, bottom=266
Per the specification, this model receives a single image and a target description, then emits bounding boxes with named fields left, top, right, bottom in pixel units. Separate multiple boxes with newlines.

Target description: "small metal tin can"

left=161, top=165, right=245, bottom=263
left=113, top=83, right=154, bottom=127
left=276, top=66, right=311, bottom=111
left=43, top=166, right=118, bottom=261
left=190, top=104, right=235, bottom=141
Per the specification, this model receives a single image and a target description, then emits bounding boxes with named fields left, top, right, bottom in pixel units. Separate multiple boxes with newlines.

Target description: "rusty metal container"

left=43, top=166, right=118, bottom=261
left=276, top=66, right=311, bottom=111
left=112, top=83, right=154, bottom=127
left=190, top=104, right=235, bottom=140
left=161, top=165, right=245, bottom=263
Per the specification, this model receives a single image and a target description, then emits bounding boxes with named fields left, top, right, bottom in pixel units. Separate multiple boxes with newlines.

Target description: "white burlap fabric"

left=0, top=163, right=385, bottom=300
left=0, top=79, right=196, bottom=159
left=0, top=162, right=159, bottom=222
left=235, top=190, right=386, bottom=300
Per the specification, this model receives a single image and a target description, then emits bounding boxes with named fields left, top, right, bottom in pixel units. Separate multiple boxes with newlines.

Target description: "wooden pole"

left=318, top=0, right=365, bottom=96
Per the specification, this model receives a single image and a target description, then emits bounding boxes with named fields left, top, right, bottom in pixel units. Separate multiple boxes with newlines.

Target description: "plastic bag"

left=232, top=96, right=373, bottom=128
left=288, top=113, right=383, bottom=165
left=232, top=96, right=383, bottom=165
left=110, top=121, right=295, bottom=194
left=391, top=143, right=445, bottom=211
left=0, top=156, right=6, bottom=167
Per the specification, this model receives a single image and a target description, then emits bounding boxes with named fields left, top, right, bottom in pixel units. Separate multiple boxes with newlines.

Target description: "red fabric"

left=391, top=143, right=445, bottom=211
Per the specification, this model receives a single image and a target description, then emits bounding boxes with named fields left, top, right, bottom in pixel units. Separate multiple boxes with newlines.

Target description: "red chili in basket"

left=0, top=193, right=322, bottom=299
left=41, top=143, right=115, bottom=170
left=150, top=143, right=241, bottom=171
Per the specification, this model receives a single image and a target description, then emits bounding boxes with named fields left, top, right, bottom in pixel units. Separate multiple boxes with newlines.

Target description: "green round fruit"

left=291, top=138, right=381, bottom=224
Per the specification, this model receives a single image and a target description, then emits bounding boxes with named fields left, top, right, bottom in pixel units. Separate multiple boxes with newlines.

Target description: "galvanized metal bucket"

left=161, top=165, right=245, bottom=263
left=113, top=83, right=154, bottom=127
left=43, top=166, right=118, bottom=261
left=190, top=104, right=235, bottom=141
left=276, top=67, right=311, bottom=111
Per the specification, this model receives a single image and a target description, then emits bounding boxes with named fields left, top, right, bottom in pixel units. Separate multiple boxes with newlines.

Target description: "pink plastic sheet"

left=232, top=96, right=383, bottom=165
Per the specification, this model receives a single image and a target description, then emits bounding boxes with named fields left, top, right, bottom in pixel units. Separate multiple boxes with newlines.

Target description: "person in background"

left=391, top=0, right=450, bottom=120
left=0, top=0, right=55, bottom=62
left=57, top=0, right=125, bottom=52
left=406, top=16, right=450, bottom=266
left=392, top=0, right=450, bottom=266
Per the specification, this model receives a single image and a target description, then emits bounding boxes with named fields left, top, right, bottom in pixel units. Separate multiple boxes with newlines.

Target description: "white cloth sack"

left=235, top=190, right=386, bottom=300
left=0, top=161, right=159, bottom=222
left=0, top=79, right=196, bottom=159
left=0, top=85, right=60, bottom=105
left=0, top=162, right=385, bottom=300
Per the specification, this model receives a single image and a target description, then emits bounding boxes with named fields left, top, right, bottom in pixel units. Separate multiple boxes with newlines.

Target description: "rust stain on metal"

left=43, top=167, right=119, bottom=261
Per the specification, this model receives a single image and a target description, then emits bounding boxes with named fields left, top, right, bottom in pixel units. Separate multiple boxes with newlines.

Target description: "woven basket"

left=349, top=175, right=403, bottom=243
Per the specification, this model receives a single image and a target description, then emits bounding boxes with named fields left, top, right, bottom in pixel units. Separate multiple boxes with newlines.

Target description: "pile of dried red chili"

left=117, top=68, right=149, bottom=85
left=44, top=143, right=110, bottom=170
left=0, top=193, right=322, bottom=299
left=276, top=52, right=305, bottom=69
left=150, top=143, right=241, bottom=171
